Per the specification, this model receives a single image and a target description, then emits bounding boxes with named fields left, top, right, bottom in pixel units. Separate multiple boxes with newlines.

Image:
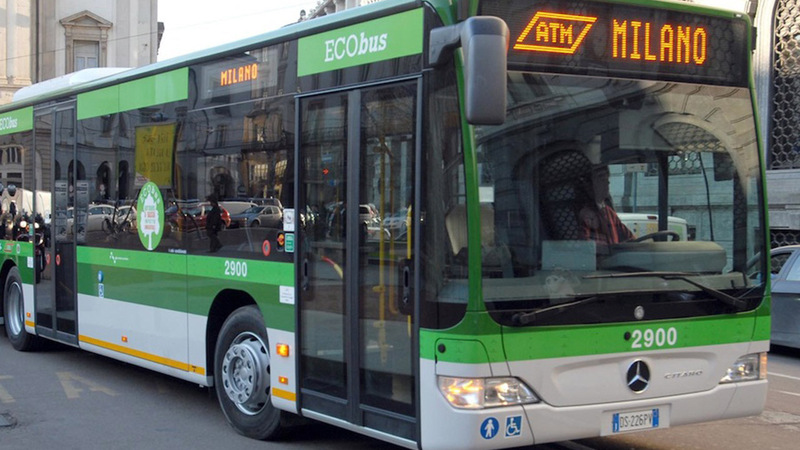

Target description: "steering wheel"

left=630, top=230, right=680, bottom=242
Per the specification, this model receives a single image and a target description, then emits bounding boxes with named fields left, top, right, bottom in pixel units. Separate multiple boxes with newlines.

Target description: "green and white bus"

left=0, top=0, right=769, bottom=447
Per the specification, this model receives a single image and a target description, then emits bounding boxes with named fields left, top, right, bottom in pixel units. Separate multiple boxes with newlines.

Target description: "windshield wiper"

left=584, top=271, right=748, bottom=310
left=511, top=295, right=601, bottom=325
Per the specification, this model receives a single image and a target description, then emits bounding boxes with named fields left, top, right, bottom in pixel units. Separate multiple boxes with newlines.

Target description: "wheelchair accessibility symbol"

left=505, top=415, right=522, bottom=438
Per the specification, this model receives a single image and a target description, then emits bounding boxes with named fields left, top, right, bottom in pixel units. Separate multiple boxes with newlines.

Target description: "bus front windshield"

left=474, top=73, right=765, bottom=326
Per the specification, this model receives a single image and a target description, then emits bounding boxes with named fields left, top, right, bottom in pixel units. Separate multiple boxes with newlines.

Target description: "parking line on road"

left=0, top=376, right=15, bottom=404
left=770, top=372, right=800, bottom=382
left=776, top=390, right=800, bottom=398
left=57, top=371, right=118, bottom=399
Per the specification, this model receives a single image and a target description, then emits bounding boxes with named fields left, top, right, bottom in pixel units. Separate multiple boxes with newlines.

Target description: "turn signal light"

left=276, top=343, right=290, bottom=357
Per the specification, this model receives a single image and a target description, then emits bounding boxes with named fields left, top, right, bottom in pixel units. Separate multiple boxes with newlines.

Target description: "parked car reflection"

left=167, top=201, right=231, bottom=232
left=230, top=205, right=282, bottom=228
left=66, top=204, right=115, bottom=235
left=382, top=207, right=409, bottom=238
left=104, top=205, right=137, bottom=234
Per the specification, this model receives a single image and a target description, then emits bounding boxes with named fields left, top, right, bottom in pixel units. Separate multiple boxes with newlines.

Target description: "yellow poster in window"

left=135, top=123, right=176, bottom=188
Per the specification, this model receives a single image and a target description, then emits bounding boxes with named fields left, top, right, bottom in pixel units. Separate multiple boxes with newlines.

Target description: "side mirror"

left=430, top=17, right=509, bottom=125
left=461, top=17, right=509, bottom=125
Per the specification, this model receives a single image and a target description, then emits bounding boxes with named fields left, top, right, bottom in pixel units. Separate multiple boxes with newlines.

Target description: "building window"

left=75, top=41, right=100, bottom=71
left=6, top=147, right=21, bottom=164
left=60, top=11, right=112, bottom=73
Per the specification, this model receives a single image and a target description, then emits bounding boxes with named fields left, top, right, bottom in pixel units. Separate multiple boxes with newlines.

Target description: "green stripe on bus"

left=77, top=68, right=189, bottom=120
left=78, top=85, right=120, bottom=120
left=422, top=313, right=763, bottom=363
left=0, top=240, right=34, bottom=258
left=76, top=247, right=295, bottom=328
left=76, top=265, right=286, bottom=315
left=297, top=8, right=423, bottom=77
left=78, top=246, right=185, bottom=274
left=753, top=299, right=771, bottom=341
left=0, top=107, right=33, bottom=135
left=0, top=240, right=35, bottom=284
left=77, top=246, right=294, bottom=285
left=119, top=68, right=189, bottom=112
left=186, top=254, right=295, bottom=286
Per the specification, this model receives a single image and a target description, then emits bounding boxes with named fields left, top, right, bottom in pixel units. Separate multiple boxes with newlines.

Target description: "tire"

left=4, top=266, right=41, bottom=351
left=214, top=305, right=284, bottom=440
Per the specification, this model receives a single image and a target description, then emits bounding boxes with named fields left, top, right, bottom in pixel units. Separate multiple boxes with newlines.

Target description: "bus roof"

left=0, top=0, right=420, bottom=113
left=12, top=68, right=132, bottom=102
left=0, top=0, right=749, bottom=114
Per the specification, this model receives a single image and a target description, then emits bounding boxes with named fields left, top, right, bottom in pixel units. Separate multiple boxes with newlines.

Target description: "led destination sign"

left=220, top=63, right=258, bottom=87
left=481, top=0, right=749, bottom=86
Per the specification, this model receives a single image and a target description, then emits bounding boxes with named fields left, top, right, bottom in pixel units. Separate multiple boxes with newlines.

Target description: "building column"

left=0, top=0, right=11, bottom=85
left=0, top=0, right=33, bottom=105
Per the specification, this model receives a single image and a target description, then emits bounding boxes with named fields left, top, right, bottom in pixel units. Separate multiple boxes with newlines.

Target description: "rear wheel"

left=214, top=305, right=284, bottom=440
left=4, top=266, right=41, bottom=351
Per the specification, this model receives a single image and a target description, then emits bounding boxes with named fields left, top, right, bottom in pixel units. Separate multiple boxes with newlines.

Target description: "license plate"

left=612, top=408, right=660, bottom=433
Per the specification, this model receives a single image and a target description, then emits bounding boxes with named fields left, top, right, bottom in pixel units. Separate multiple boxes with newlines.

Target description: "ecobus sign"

left=0, top=107, right=33, bottom=136
left=297, top=8, right=423, bottom=76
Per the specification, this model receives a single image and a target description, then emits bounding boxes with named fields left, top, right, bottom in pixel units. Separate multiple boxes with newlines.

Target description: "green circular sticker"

left=137, top=182, right=165, bottom=251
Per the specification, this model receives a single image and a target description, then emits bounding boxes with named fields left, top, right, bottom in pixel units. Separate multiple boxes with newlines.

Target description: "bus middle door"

left=297, top=80, right=419, bottom=441
left=34, top=103, right=79, bottom=344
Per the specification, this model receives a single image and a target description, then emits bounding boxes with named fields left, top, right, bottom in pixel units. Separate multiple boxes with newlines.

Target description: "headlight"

left=438, top=376, right=539, bottom=409
left=720, top=352, right=767, bottom=383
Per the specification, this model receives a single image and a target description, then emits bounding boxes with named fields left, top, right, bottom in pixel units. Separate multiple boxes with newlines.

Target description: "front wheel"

left=4, top=266, right=41, bottom=351
left=214, top=305, right=284, bottom=440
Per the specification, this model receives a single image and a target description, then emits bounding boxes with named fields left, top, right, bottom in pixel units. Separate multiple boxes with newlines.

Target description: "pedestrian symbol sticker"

left=481, top=417, right=499, bottom=439
left=505, top=415, right=522, bottom=438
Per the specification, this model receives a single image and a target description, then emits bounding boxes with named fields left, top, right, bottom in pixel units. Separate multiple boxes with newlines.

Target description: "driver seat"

left=538, top=150, right=593, bottom=241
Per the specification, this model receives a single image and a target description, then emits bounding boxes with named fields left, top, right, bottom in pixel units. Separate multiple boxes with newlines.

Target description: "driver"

left=577, top=164, right=634, bottom=247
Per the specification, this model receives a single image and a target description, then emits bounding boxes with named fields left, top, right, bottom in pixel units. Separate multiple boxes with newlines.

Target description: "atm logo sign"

left=513, top=12, right=597, bottom=54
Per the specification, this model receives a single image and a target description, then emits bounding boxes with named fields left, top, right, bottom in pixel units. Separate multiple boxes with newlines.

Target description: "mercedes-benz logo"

left=626, top=360, right=650, bottom=393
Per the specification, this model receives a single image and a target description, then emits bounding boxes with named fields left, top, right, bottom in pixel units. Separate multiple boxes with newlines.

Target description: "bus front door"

left=298, top=81, right=418, bottom=441
left=33, top=104, right=79, bottom=345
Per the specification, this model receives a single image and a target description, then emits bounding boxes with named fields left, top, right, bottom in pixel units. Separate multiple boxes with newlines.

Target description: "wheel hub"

left=5, top=281, right=23, bottom=336
left=221, top=332, right=270, bottom=415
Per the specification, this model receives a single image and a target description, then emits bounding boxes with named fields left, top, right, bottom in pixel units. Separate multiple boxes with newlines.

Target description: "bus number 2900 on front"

left=631, top=327, right=678, bottom=349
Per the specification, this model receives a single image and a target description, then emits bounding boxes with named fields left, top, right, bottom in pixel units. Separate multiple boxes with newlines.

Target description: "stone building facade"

left=0, top=0, right=160, bottom=105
